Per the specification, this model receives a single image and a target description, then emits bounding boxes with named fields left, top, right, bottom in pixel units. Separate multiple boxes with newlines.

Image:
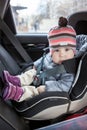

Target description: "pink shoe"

left=3, top=70, right=21, bottom=87
left=2, top=82, right=23, bottom=101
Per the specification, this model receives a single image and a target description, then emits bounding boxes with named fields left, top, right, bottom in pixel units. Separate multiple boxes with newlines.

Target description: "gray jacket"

left=34, top=34, right=87, bottom=93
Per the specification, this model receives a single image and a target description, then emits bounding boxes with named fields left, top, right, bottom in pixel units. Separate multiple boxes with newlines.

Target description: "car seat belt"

left=0, top=18, right=33, bottom=64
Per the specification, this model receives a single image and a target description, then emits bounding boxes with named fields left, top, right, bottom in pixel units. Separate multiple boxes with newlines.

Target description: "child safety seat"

left=11, top=35, right=87, bottom=121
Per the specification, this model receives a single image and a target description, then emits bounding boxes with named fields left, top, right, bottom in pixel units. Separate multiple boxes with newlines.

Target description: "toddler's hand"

left=37, top=85, right=46, bottom=93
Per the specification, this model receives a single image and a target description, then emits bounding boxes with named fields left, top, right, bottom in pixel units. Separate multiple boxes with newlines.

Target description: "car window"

left=10, top=0, right=87, bottom=34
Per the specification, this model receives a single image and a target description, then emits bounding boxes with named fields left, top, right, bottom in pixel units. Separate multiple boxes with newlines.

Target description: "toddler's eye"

left=65, top=48, right=70, bottom=51
left=55, top=49, right=59, bottom=52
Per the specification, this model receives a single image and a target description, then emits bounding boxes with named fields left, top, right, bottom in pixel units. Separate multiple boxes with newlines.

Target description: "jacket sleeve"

left=45, top=73, right=74, bottom=92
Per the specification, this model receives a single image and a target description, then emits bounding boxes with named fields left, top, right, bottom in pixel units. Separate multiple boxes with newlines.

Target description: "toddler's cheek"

left=52, top=55, right=60, bottom=64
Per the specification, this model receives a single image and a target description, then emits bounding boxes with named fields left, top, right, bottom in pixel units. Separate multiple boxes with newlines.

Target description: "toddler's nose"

left=60, top=49, right=65, bottom=56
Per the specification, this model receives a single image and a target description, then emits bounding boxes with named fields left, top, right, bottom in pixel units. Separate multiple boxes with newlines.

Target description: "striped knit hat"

left=48, top=17, right=76, bottom=54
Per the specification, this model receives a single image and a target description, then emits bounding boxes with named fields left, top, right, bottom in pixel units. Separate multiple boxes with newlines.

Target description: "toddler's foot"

left=3, top=70, right=21, bottom=87
left=2, top=82, right=23, bottom=101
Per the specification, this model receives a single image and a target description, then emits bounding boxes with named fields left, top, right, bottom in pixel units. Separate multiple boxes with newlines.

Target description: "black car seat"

left=68, top=11, right=87, bottom=35
left=8, top=34, right=87, bottom=121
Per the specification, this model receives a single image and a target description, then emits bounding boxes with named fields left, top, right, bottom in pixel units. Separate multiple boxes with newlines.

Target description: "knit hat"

left=48, top=17, right=76, bottom=54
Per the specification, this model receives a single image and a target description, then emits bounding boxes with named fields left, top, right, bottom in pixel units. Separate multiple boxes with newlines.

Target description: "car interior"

left=0, top=0, right=87, bottom=130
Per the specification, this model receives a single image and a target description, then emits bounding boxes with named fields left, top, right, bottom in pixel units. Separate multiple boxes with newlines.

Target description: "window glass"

left=10, top=0, right=87, bottom=33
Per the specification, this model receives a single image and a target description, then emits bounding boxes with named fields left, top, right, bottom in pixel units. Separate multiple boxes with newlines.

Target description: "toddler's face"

left=52, top=46, right=75, bottom=64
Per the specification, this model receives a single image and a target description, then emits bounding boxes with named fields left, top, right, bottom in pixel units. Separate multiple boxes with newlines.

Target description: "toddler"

left=2, top=17, right=76, bottom=102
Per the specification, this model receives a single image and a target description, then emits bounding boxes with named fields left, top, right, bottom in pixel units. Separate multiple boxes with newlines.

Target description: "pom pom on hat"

left=48, top=17, right=76, bottom=54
